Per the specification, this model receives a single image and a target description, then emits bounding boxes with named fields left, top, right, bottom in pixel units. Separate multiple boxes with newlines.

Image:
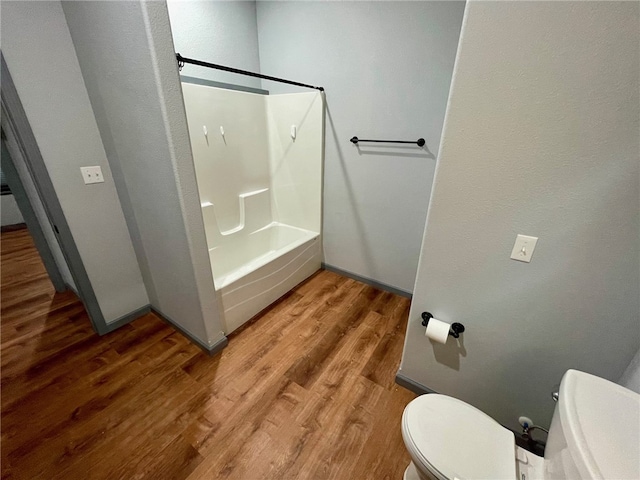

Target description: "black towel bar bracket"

left=350, top=136, right=425, bottom=147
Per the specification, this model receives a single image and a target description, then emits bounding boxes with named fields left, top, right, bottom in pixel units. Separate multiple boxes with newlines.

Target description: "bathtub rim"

left=208, top=221, right=319, bottom=290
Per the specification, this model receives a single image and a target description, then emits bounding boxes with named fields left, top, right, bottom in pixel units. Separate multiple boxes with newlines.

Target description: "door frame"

left=1, top=53, right=111, bottom=335
left=1, top=135, right=67, bottom=292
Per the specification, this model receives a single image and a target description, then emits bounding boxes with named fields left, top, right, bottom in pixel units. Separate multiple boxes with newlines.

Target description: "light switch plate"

left=510, top=234, right=538, bottom=263
left=80, top=166, right=104, bottom=185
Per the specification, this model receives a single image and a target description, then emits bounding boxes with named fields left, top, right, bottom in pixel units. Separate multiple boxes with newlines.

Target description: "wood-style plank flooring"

left=1, top=227, right=415, bottom=479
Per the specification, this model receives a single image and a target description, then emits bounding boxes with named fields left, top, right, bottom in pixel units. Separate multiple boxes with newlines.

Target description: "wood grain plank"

left=284, top=284, right=380, bottom=388
left=1, top=228, right=416, bottom=480
left=139, top=434, right=204, bottom=480
left=361, top=297, right=412, bottom=390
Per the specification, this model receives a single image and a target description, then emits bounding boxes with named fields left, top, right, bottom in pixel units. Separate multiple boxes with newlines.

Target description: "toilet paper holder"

left=421, top=312, right=466, bottom=338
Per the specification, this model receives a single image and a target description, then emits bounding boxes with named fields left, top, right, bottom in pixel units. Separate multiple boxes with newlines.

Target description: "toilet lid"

left=402, top=394, right=516, bottom=480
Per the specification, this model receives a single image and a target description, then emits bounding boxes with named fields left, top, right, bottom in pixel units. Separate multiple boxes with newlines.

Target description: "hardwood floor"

left=1, top=227, right=416, bottom=479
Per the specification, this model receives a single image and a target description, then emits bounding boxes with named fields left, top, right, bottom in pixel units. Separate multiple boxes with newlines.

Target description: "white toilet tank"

left=544, top=369, right=640, bottom=480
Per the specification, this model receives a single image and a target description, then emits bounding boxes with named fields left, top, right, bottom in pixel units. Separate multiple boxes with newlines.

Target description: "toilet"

left=401, top=369, right=640, bottom=480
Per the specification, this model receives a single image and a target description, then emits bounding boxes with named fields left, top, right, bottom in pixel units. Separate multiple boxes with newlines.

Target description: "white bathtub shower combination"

left=182, top=82, right=324, bottom=333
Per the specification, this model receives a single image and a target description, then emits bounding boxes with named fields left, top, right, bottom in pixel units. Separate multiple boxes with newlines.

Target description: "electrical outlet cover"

left=80, top=166, right=104, bottom=185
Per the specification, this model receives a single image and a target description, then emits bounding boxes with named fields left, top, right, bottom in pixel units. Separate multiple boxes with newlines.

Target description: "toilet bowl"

left=401, top=369, right=640, bottom=480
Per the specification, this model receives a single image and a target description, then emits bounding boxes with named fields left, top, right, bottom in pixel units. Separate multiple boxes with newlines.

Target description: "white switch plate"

left=510, top=234, right=538, bottom=263
left=80, top=166, right=104, bottom=185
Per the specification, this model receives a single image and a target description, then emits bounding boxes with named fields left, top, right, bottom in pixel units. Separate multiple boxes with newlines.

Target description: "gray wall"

left=400, top=1, right=640, bottom=432
left=62, top=0, right=226, bottom=346
left=1, top=0, right=149, bottom=322
left=256, top=2, right=465, bottom=293
left=167, top=0, right=262, bottom=89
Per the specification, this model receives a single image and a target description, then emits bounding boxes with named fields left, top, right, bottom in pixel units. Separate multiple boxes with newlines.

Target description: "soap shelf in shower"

left=201, top=188, right=271, bottom=248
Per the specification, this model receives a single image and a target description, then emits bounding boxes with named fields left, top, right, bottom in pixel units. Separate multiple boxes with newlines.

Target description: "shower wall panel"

left=182, top=83, right=271, bottom=233
left=266, top=92, right=323, bottom=234
left=182, top=83, right=324, bottom=333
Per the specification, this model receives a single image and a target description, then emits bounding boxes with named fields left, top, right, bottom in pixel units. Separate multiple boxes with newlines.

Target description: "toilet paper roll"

left=425, top=317, right=450, bottom=344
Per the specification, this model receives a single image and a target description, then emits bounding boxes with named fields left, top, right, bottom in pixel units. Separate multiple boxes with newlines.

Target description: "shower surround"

left=182, top=83, right=324, bottom=333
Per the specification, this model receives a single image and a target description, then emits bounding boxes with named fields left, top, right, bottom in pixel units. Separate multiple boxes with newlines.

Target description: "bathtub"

left=182, top=82, right=324, bottom=334
left=210, top=222, right=321, bottom=333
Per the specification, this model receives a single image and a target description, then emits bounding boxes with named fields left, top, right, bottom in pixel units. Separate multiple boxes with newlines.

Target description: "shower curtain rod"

left=176, top=53, right=324, bottom=92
